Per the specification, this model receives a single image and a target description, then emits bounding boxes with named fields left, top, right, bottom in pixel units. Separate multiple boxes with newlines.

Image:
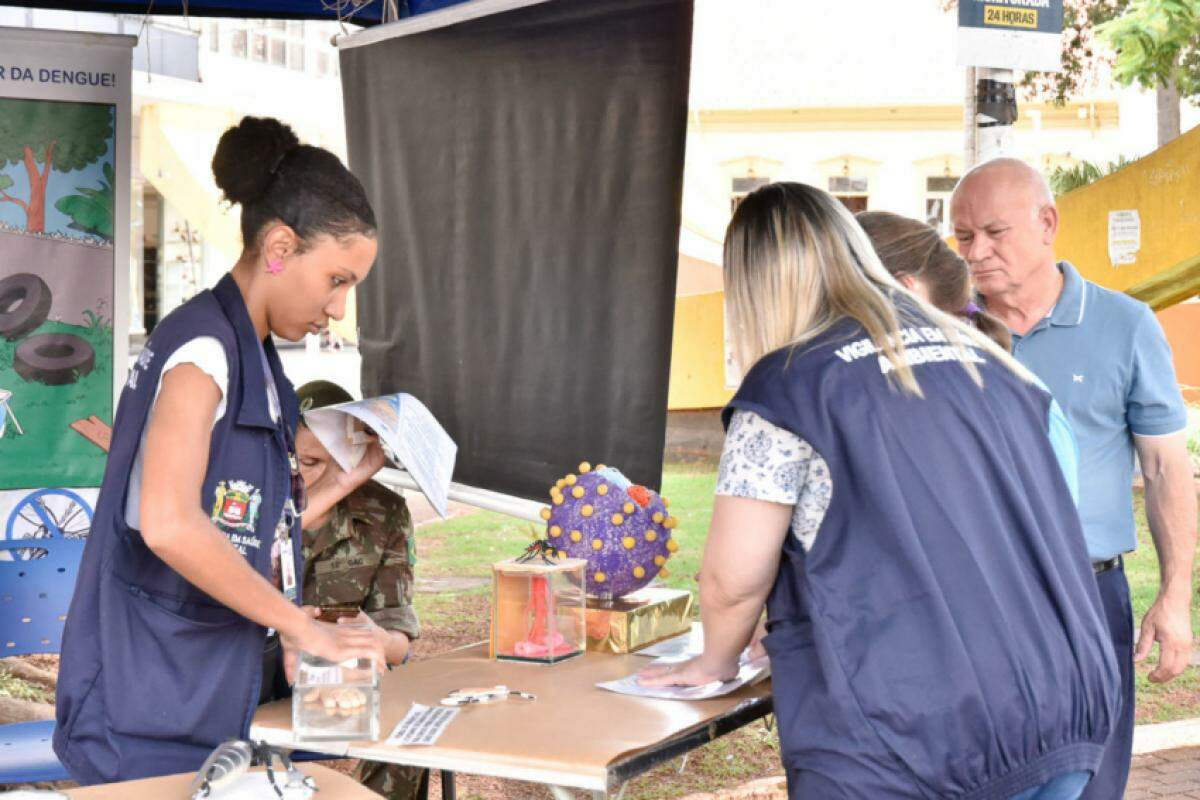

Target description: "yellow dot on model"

left=592, top=539, right=602, bottom=551
left=658, top=567, right=670, bottom=579
left=654, top=555, right=666, bottom=566
left=565, top=473, right=577, bottom=486
left=578, top=461, right=592, bottom=473
left=633, top=566, right=645, bottom=579
left=611, top=513, right=624, bottom=525
left=570, top=530, right=582, bottom=542
left=596, top=463, right=606, bottom=470
left=666, top=538, right=679, bottom=553
left=581, top=504, right=593, bottom=517
left=663, top=516, right=678, bottom=529
left=652, top=512, right=664, bottom=524
left=572, top=486, right=585, bottom=499
left=557, top=550, right=567, bottom=559
left=644, top=529, right=657, bottom=542
left=622, top=536, right=635, bottom=550
left=594, top=571, right=606, bottom=583
left=555, top=479, right=565, bottom=489
left=623, top=502, right=634, bottom=515
left=597, top=484, right=609, bottom=496
left=553, top=494, right=563, bottom=506
left=663, top=497, right=671, bottom=508
left=540, top=507, right=551, bottom=521
left=549, top=525, right=562, bottom=537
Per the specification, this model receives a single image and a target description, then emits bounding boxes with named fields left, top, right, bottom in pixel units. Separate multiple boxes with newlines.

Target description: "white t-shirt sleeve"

left=715, top=409, right=833, bottom=553
left=125, top=337, right=230, bottom=529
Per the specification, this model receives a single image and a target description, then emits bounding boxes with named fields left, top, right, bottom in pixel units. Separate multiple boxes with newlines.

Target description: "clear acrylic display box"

left=490, top=556, right=586, bottom=665
left=292, top=623, right=380, bottom=742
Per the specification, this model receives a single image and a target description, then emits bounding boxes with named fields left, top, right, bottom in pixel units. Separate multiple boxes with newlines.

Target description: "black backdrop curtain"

left=341, top=0, right=694, bottom=500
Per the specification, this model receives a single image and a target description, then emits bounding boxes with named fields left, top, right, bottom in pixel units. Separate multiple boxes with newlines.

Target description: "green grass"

left=0, top=315, right=113, bottom=489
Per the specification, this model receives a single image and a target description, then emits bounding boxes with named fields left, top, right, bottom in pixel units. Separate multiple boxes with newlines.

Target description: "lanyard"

left=256, top=338, right=302, bottom=601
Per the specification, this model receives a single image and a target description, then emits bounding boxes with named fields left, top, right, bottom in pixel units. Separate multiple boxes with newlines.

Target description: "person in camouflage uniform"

left=296, top=380, right=428, bottom=800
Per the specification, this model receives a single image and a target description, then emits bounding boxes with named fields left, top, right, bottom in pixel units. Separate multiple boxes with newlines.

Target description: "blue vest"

left=725, top=309, right=1118, bottom=799
left=53, top=274, right=302, bottom=785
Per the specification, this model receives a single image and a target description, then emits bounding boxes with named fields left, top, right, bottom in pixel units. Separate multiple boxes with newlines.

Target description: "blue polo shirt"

left=1007, top=261, right=1187, bottom=561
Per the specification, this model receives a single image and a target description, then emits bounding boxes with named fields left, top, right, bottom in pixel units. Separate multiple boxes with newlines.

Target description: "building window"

left=231, top=29, right=247, bottom=58
left=207, top=23, right=220, bottom=52
left=251, top=33, right=267, bottom=62
left=828, top=176, right=869, bottom=213
left=925, top=175, right=959, bottom=234
left=270, top=38, right=286, bottom=66
left=730, top=175, right=771, bottom=212
left=288, top=42, right=305, bottom=71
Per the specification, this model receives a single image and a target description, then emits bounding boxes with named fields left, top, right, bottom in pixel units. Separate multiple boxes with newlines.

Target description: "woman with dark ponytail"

left=857, top=210, right=1012, bottom=351
left=54, top=117, right=388, bottom=784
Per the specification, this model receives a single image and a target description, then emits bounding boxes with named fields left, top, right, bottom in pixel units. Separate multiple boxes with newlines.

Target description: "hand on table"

left=282, top=606, right=387, bottom=684
left=636, top=654, right=740, bottom=688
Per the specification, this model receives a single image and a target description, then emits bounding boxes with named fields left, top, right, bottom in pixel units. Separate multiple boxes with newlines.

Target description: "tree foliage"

left=0, top=100, right=113, bottom=173
left=1097, top=0, right=1200, bottom=96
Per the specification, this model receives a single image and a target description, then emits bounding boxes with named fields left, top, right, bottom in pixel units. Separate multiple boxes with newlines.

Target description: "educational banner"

left=341, top=0, right=693, bottom=501
left=0, top=27, right=133, bottom=545
left=957, top=0, right=1064, bottom=72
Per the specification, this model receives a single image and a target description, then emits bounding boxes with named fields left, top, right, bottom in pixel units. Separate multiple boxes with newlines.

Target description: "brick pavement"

left=1126, top=747, right=1200, bottom=799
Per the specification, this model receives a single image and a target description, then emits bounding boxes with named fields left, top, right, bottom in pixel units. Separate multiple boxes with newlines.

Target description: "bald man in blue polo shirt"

left=951, top=158, right=1197, bottom=800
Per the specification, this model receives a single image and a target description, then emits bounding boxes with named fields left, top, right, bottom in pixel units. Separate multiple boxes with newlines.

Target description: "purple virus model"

left=538, top=462, right=680, bottom=599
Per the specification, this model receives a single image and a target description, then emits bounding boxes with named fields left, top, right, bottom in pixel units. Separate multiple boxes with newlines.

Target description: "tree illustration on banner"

left=0, top=99, right=113, bottom=233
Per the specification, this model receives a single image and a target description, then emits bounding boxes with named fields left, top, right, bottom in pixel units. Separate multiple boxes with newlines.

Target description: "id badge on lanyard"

left=276, top=497, right=299, bottom=602
left=259, top=339, right=303, bottom=603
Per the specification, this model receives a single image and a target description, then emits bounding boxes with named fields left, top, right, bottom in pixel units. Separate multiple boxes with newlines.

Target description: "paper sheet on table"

left=633, top=624, right=704, bottom=659
left=385, top=703, right=460, bottom=746
left=304, top=394, right=457, bottom=518
left=596, top=650, right=770, bottom=701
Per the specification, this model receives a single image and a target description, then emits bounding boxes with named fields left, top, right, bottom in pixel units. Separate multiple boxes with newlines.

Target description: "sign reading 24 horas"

left=957, top=0, right=1064, bottom=73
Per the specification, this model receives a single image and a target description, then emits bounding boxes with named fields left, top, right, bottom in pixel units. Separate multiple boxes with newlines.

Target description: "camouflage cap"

left=297, top=379, right=354, bottom=415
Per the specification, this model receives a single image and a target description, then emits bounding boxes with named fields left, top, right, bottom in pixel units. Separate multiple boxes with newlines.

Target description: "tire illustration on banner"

left=14, top=332, right=96, bottom=385
left=0, top=97, right=116, bottom=489
left=0, top=273, right=52, bottom=341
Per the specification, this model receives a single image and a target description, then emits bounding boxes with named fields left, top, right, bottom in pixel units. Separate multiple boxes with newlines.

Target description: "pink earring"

left=266, top=258, right=284, bottom=275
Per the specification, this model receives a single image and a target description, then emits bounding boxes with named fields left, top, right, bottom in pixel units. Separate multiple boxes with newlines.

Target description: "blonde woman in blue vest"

left=641, top=183, right=1117, bottom=800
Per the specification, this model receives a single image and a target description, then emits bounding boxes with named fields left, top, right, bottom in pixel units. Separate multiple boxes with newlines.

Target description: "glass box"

left=292, top=622, right=380, bottom=742
left=490, top=556, right=586, bottom=664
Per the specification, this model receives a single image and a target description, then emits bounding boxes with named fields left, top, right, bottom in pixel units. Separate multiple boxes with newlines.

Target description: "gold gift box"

left=585, top=587, right=693, bottom=653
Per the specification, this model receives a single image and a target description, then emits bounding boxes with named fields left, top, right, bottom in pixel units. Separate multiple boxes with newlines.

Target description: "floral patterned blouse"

left=715, top=409, right=832, bottom=552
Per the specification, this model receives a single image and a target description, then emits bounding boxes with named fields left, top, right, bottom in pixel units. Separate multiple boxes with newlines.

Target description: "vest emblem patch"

left=211, top=479, right=262, bottom=531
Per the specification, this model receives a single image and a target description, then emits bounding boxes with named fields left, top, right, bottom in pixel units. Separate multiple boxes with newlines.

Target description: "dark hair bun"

left=211, top=116, right=300, bottom=206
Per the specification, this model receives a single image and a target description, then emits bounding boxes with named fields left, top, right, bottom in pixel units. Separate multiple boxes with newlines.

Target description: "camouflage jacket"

left=301, top=480, right=419, bottom=640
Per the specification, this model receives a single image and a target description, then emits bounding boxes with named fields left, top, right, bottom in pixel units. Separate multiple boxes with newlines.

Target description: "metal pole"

left=375, top=466, right=545, bottom=522
left=964, top=66, right=978, bottom=170
left=975, top=67, right=1017, bottom=163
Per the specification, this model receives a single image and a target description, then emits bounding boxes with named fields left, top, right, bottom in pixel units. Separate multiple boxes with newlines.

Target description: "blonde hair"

left=724, top=183, right=1034, bottom=395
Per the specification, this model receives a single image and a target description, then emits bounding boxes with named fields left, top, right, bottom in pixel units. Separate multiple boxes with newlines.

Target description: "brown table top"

left=251, top=644, right=771, bottom=791
left=65, top=763, right=380, bottom=799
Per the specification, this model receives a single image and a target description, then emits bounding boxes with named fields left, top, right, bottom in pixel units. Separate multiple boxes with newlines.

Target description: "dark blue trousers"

left=1079, top=562, right=1135, bottom=800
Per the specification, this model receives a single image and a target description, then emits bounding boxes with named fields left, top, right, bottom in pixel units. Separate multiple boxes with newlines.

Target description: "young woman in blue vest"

left=54, top=116, right=388, bottom=784
left=641, top=183, right=1118, bottom=800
